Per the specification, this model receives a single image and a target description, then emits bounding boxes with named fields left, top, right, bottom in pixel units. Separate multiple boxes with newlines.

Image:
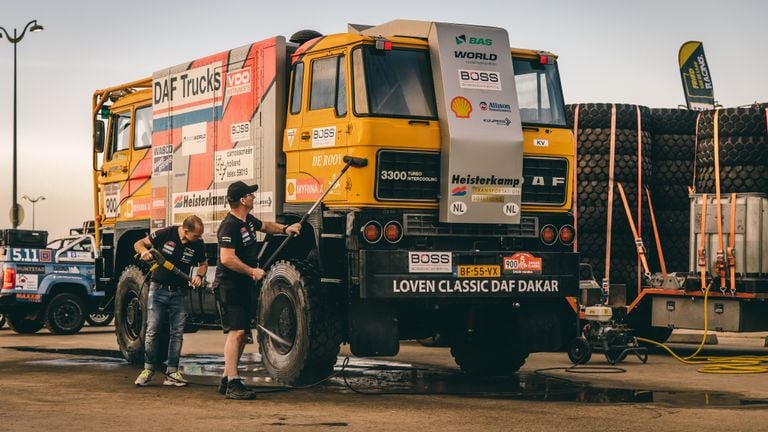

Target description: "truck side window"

left=108, top=111, right=131, bottom=160
left=310, top=55, right=346, bottom=116
left=290, top=62, right=304, bottom=115
left=134, top=106, right=152, bottom=149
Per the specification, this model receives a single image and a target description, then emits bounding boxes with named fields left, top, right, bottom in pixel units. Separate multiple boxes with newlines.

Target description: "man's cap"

left=226, top=181, right=259, bottom=201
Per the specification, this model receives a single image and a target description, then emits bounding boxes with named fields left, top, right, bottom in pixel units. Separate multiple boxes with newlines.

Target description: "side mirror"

left=94, top=120, right=105, bottom=153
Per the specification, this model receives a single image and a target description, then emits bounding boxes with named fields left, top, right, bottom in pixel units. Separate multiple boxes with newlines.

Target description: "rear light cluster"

left=2, top=266, right=16, bottom=291
left=361, top=221, right=403, bottom=244
left=540, top=224, right=575, bottom=246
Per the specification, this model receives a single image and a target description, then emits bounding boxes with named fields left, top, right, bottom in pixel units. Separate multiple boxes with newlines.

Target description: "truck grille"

left=521, top=157, right=569, bottom=206
left=375, top=150, right=440, bottom=201
left=375, top=151, right=568, bottom=206
left=404, top=213, right=538, bottom=237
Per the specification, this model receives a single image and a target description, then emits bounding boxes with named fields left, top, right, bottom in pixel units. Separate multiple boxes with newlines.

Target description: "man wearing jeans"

left=133, top=215, right=208, bottom=387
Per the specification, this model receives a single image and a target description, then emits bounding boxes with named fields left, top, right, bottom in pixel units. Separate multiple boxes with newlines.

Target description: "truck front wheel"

left=7, top=312, right=44, bottom=334
left=115, top=266, right=149, bottom=365
left=258, top=259, right=342, bottom=385
left=451, top=331, right=529, bottom=376
left=45, top=292, right=86, bottom=335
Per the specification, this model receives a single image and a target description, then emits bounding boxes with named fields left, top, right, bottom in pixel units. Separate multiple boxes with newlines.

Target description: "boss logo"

left=410, top=253, right=450, bottom=264
left=313, top=128, right=335, bottom=139
left=459, top=70, right=499, bottom=83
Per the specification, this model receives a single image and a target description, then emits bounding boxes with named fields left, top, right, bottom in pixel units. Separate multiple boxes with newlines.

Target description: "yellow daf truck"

left=92, top=20, right=578, bottom=384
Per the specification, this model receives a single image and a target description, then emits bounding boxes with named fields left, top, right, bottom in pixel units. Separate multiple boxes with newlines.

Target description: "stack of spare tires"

left=566, top=103, right=655, bottom=300
left=648, top=108, right=699, bottom=273
left=568, top=103, right=768, bottom=298
left=694, top=106, right=768, bottom=194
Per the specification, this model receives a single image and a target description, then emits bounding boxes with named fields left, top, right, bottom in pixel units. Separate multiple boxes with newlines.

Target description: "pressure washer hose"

left=637, top=282, right=768, bottom=374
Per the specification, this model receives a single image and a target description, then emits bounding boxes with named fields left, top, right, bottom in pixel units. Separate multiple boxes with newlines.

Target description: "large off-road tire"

left=45, top=292, right=86, bottom=335
left=0, top=314, right=6, bottom=329
left=450, top=331, right=529, bottom=376
left=259, top=259, right=342, bottom=385
left=7, top=312, right=44, bottom=334
left=115, top=266, right=149, bottom=365
left=86, top=313, right=115, bottom=327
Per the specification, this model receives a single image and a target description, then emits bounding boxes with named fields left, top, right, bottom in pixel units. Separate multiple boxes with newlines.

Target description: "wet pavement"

left=9, top=346, right=768, bottom=408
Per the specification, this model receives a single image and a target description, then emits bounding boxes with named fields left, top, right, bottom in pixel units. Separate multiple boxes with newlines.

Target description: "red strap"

left=617, top=182, right=650, bottom=277
left=645, top=186, right=667, bottom=276
left=727, top=192, right=736, bottom=294
left=713, top=109, right=726, bottom=292
left=572, top=104, right=580, bottom=252
left=698, top=194, right=708, bottom=290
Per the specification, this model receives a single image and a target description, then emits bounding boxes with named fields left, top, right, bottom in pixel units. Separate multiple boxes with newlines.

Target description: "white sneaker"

left=163, top=371, right=189, bottom=387
left=134, top=369, right=154, bottom=386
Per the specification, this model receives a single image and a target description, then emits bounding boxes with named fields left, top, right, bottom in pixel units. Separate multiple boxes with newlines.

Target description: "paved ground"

left=1, top=326, right=767, bottom=431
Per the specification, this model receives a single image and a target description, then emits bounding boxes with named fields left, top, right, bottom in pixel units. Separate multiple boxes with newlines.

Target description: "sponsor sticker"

left=450, top=96, right=472, bottom=118
left=286, top=178, right=324, bottom=201
left=153, top=144, right=173, bottom=176
left=286, top=128, right=296, bottom=147
left=458, top=69, right=502, bottom=91
left=503, top=252, right=543, bottom=275
left=479, top=101, right=511, bottom=112
left=16, top=293, right=41, bottom=302
left=215, top=146, right=254, bottom=182
left=451, top=186, right=467, bottom=196
left=533, top=139, right=549, bottom=147
left=312, top=127, right=336, bottom=148
left=471, top=195, right=503, bottom=203
left=182, top=122, right=207, bottom=156
left=390, top=278, right=559, bottom=294
left=16, top=274, right=38, bottom=291
left=225, top=67, right=251, bottom=97
left=230, top=122, right=251, bottom=142
left=472, top=186, right=520, bottom=196
left=408, top=252, right=452, bottom=273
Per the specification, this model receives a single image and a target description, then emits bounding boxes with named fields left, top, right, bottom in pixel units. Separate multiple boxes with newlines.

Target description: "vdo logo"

left=410, top=253, right=451, bottom=264
left=227, top=69, right=251, bottom=87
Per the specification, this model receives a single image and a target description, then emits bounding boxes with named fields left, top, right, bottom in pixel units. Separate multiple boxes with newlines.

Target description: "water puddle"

left=8, top=346, right=768, bottom=407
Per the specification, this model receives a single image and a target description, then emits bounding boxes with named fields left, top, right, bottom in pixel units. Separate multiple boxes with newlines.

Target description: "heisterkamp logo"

left=455, top=34, right=493, bottom=46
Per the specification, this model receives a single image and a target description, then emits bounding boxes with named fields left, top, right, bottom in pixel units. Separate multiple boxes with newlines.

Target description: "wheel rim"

left=54, top=300, right=81, bottom=330
left=124, top=294, right=142, bottom=340
left=89, top=313, right=111, bottom=324
left=570, top=341, right=588, bottom=362
left=264, top=292, right=296, bottom=355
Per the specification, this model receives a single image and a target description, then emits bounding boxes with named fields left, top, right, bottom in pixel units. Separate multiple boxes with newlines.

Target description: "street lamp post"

left=0, top=20, right=44, bottom=228
left=22, top=195, right=45, bottom=230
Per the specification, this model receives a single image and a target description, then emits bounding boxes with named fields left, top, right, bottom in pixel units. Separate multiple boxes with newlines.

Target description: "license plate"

left=457, top=265, right=500, bottom=278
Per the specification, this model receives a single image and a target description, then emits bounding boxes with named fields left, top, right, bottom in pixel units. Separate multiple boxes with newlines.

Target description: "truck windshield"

left=353, top=46, right=437, bottom=119
left=512, top=58, right=566, bottom=127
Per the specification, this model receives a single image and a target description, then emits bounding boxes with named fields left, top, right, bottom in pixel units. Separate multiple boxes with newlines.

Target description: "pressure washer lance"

left=256, top=155, right=368, bottom=347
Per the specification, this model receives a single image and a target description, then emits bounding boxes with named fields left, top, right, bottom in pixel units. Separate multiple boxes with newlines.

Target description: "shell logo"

left=286, top=179, right=296, bottom=201
left=450, top=96, right=472, bottom=118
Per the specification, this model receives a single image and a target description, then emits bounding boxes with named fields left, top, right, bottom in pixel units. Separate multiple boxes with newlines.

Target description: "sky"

left=1, top=0, right=767, bottom=238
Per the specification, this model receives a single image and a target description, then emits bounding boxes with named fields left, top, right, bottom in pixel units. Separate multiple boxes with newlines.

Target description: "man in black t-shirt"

left=132, top=215, right=207, bottom=388
left=214, top=181, right=301, bottom=400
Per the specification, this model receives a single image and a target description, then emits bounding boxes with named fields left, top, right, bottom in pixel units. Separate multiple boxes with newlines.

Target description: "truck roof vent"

left=289, top=30, right=323, bottom=45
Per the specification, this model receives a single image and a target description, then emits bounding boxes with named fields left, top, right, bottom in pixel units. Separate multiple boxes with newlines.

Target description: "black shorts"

left=217, top=286, right=253, bottom=333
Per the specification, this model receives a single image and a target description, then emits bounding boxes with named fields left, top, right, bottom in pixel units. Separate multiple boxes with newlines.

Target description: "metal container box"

left=689, top=193, right=768, bottom=287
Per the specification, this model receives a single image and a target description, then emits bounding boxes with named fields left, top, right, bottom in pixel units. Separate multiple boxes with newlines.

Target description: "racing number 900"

left=380, top=170, right=407, bottom=181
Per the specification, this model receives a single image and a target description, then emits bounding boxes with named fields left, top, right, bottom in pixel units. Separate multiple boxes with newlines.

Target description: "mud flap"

left=349, top=299, right=399, bottom=357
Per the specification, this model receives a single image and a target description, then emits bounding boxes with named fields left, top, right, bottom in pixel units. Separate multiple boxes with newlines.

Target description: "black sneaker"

left=225, top=378, right=256, bottom=400
left=217, top=376, right=227, bottom=395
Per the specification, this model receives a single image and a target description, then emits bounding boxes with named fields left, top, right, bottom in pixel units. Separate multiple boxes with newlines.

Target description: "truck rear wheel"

left=7, top=312, right=44, bottom=334
left=450, top=331, right=529, bottom=376
left=45, top=292, right=86, bottom=335
left=258, top=259, right=342, bottom=385
left=115, top=266, right=149, bottom=365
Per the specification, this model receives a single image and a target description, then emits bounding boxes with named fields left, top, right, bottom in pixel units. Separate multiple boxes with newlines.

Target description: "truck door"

left=287, top=51, right=349, bottom=203
left=99, top=108, right=132, bottom=221
left=97, top=104, right=153, bottom=222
